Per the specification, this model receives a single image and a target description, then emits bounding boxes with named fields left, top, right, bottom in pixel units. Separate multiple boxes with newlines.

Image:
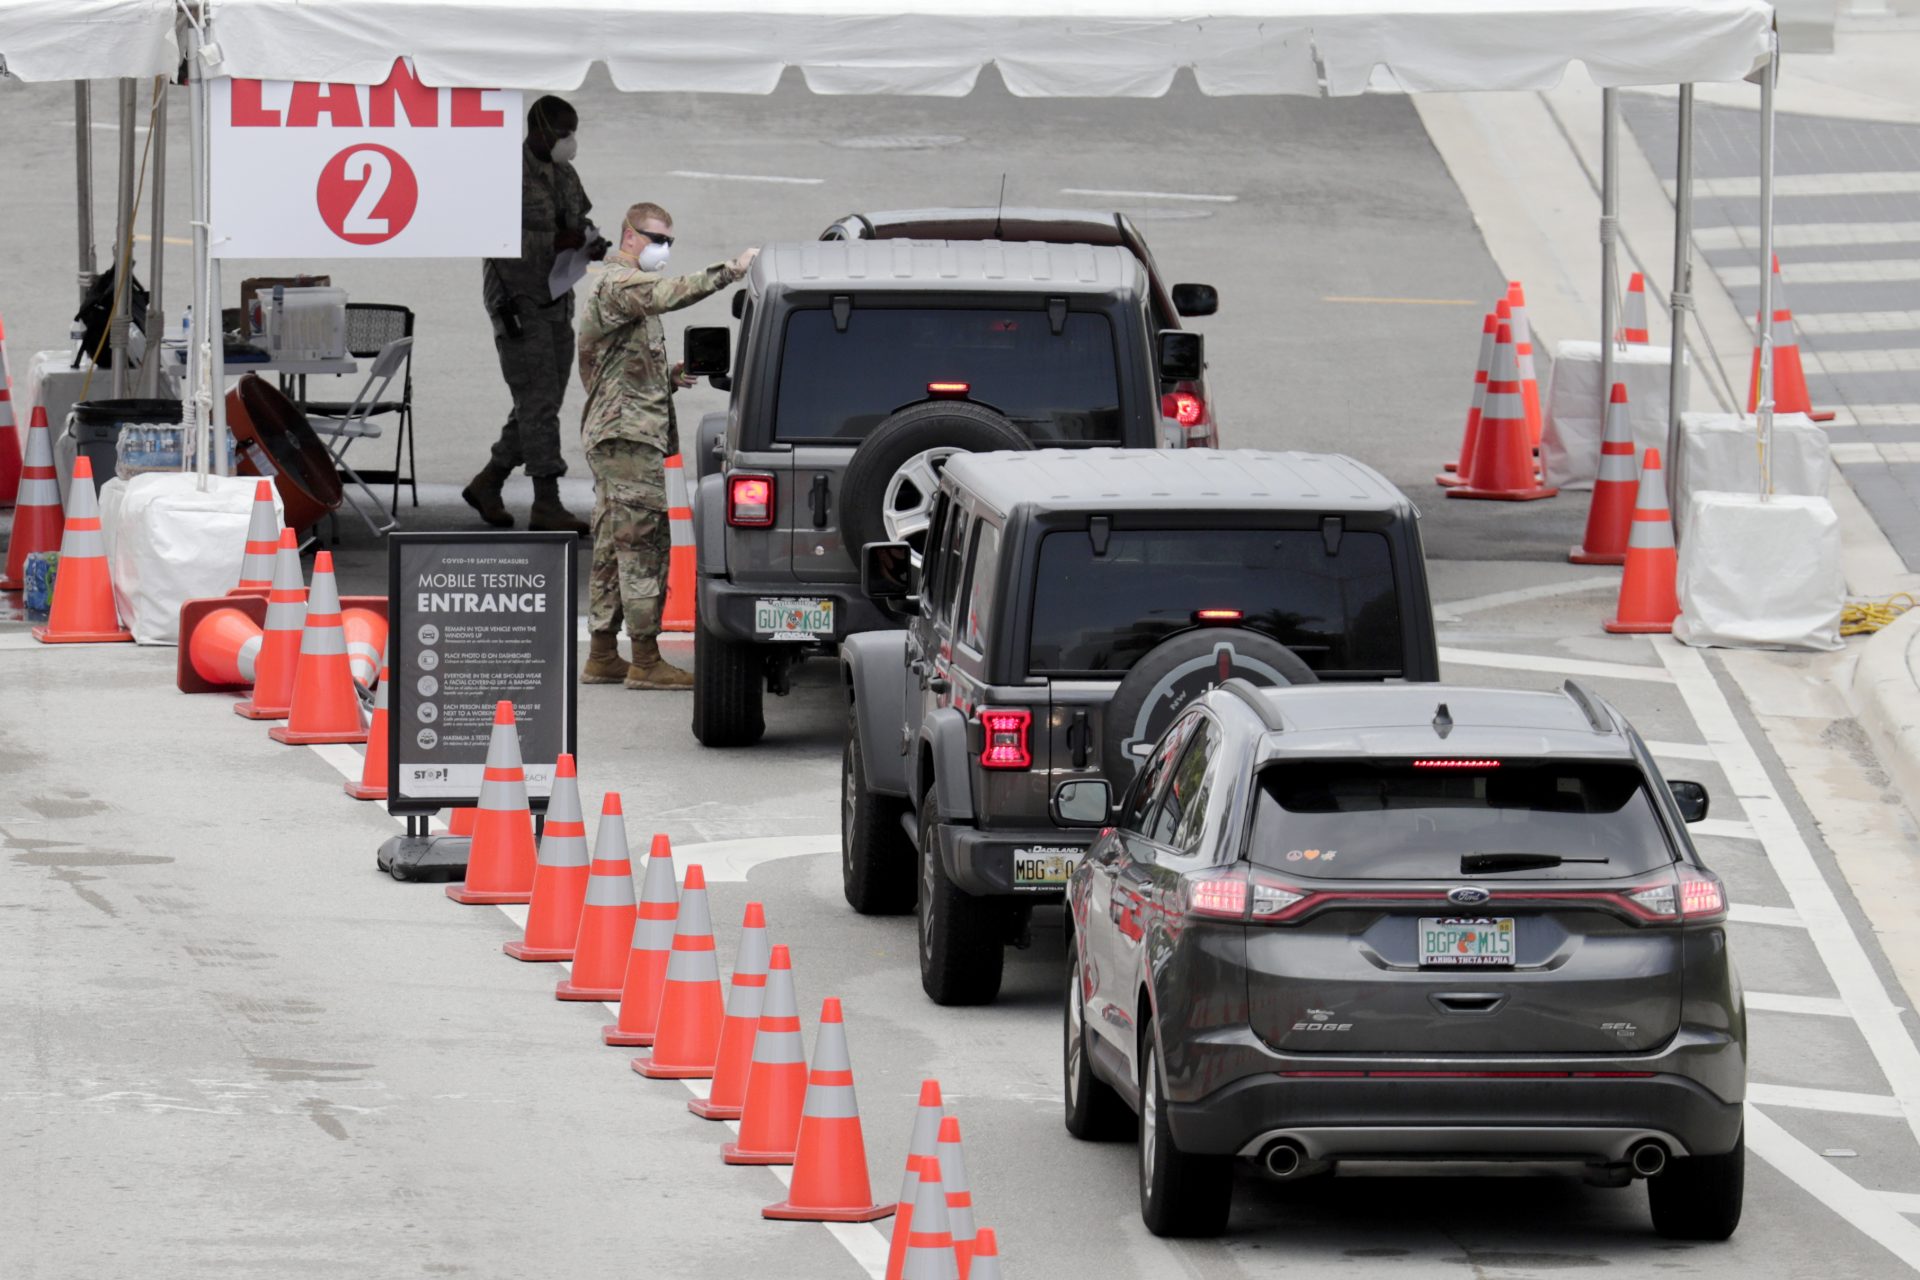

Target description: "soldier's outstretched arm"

left=606, top=261, right=744, bottom=322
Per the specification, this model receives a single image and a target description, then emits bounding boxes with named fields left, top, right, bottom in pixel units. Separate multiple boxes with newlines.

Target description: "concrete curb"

left=1847, top=608, right=1920, bottom=809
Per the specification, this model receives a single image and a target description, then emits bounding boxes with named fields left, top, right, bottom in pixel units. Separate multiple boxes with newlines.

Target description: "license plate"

left=755, top=597, right=833, bottom=641
left=1419, top=917, right=1516, bottom=967
left=1013, top=847, right=1082, bottom=889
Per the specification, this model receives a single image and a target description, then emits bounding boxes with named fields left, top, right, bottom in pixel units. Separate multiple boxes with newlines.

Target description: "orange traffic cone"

left=504, top=753, right=590, bottom=959
left=1570, top=384, right=1638, bottom=565
left=937, top=1116, right=979, bottom=1276
left=1748, top=255, right=1829, bottom=421
left=32, top=456, right=131, bottom=643
left=447, top=807, right=477, bottom=837
left=234, top=530, right=304, bottom=719
left=444, top=701, right=538, bottom=902
left=764, top=997, right=892, bottom=1222
left=604, top=833, right=680, bottom=1046
left=342, top=606, right=386, bottom=690
left=345, top=640, right=391, bottom=800
left=0, top=314, right=19, bottom=508
left=1508, top=282, right=1545, bottom=448
left=662, top=454, right=695, bottom=632
left=176, top=595, right=267, bottom=693
left=556, top=793, right=635, bottom=998
left=269, top=551, right=366, bottom=743
left=723, top=943, right=807, bottom=1165
left=633, top=863, right=726, bottom=1079
left=1620, top=271, right=1650, bottom=344
left=1449, top=323, right=1557, bottom=502
left=885, top=1080, right=948, bottom=1280
left=1603, top=448, right=1678, bottom=635
left=3, top=406, right=61, bottom=590
left=899, top=1158, right=960, bottom=1280
left=232, top=480, right=278, bottom=593
left=1438, top=311, right=1497, bottom=487
left=969, top=1229, right=1002, bottom=1280
left=689, top=901, right=770, bottom=1119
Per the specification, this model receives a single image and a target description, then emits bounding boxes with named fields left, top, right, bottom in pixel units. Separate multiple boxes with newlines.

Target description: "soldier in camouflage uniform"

left=577, top=201, right=757, bottom=689
left=464, top=95, right=604, bottom=536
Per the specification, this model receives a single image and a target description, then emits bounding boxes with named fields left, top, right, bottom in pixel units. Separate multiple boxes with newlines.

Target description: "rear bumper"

left=697, top=578, right=896, bottom=643
left=933, top=822, right=1095, bottom=898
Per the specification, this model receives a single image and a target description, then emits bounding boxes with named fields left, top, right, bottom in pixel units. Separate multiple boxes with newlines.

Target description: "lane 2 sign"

left=210, top=59, right=521, bottom=259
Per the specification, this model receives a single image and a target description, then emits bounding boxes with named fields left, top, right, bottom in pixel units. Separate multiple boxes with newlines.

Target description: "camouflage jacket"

left=482, top=142, right=591, bottom=312
left=577, top=255, right=742, bottom=457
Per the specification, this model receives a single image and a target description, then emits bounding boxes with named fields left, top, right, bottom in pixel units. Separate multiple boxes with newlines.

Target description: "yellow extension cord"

left=1841, top=594, right=1915, bottom=637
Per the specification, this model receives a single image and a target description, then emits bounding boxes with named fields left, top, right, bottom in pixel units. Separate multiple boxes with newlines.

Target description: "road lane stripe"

left=1694, top=222, right=1920, bottom=252
left=1439, top=646, right=1675, bottom=683
left=1747, top=993, right=1858, bottom=1018
left=668, top=169, right=824, bottom=185
left=1752, top=1083, right=1905, bottom=1115
left=1884, top=1191, right=1920, bottom=1216
left=1646, top=740, right=1718, bottom=762
left=1693, top=817, right=1759, bottom=841
left=1806, top=350, right=1920, bottom=376
left=1322, top=295, right=1480, bottom=306
left=1835, top=405, right=1920, bottom=426
left=1730, top=903, right=1807, bottom=928
left=1748, top=1105, right=1920, bottom=1270
left=1797, top=311, right=1920, bottom=337
left=1059, top=186, right=1237, bottom=202
left=1434, top=576, right=1617, bottom=618
left=1721, top=260, right=1920, bottom=288
left=1677, top=171, right=1920, bottom=198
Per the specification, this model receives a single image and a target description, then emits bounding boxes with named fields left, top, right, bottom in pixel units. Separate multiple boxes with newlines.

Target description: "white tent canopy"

left=3, top=0, right=1772, bottom=95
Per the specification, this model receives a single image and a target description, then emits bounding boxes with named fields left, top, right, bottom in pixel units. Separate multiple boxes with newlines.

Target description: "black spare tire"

left=1102, top=627, right=1316, bottom=785
left=838, top=401, right=1032, bottom=562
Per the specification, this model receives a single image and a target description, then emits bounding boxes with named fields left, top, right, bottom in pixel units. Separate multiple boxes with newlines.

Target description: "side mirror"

left=684, top=326, right=731, bottom=378
left=1053, top=778, right=1113, bottom=828
left=862, top=541, right=919, bottom=615
left=1171, top=283, right=1218, bottom=317
left=1669, top=780, right=1710, bottom=824
left=731, top=290, right=747, bottom=320
left=1157, top=329, right=1204, bottom=381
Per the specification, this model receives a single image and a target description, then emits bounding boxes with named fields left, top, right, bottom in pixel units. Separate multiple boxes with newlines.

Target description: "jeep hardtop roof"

left=839, top=207, right=1136, bottom=244
left=747, top=240, right=1148, bottom=298
left=940, top=448, right=1412, bottom=517
left=1226, top=683, right=1640, bottom=764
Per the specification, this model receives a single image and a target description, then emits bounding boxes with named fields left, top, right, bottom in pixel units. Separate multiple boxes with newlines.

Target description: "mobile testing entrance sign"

left=387, top=532, right=577, bottom=815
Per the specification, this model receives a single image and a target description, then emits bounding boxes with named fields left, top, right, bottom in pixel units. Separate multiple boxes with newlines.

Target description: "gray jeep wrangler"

left=839, top=448, right=1442, bottom=1005
left=681, top=239, right=1204, bottom=747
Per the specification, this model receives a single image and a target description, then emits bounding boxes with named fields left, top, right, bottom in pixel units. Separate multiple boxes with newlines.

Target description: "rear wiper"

left=1460, top=852, right=1611, bottom=874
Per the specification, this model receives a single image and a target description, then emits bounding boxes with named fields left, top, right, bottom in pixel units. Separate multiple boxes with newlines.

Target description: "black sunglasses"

left=627, top=224, right=674, bottom=247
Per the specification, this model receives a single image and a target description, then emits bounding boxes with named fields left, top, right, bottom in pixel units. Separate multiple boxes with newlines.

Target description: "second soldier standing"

left=577, top=202, right=757, bottom=689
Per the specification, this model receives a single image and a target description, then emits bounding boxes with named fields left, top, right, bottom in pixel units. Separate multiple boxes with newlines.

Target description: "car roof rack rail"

left=1220, top=677, right=1286, bottom=731
left=1561, top=679, right=1614, bottom=734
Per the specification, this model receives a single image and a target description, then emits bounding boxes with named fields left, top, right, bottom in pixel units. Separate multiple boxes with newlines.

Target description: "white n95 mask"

left=550, top=134, right=579, bottom=164
left=637, top=241, right=671, bottom=272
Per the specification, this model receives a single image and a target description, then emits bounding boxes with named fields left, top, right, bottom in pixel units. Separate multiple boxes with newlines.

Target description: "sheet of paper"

left=547, top=221, right=598, bottom=300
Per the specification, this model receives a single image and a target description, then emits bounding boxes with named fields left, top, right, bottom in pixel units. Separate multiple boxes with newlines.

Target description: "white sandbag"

left=1674, top=412, right=1829, bottom=539
left=1674, top=491, right=1842, bottom=652
left=1539, top=340, right=1677, bottom=490
left=104, top=472, right=284, bottom=645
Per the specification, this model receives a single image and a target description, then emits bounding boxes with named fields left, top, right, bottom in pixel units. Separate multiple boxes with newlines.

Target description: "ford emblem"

left=1448, top=886, right=1492, bottom=906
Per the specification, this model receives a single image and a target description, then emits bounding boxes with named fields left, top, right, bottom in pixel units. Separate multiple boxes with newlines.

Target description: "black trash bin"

left=70, top=398, right=183, bottom=493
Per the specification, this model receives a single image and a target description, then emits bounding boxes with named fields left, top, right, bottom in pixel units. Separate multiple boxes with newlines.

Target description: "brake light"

left=1186, top=875, right=1247, bottom=919
left=977, top=708, right=1031, bottom=769
left=1161, top=391, right=1204, bottom=427
left=727, top=474, right=774, bottom=527
left=1194, top=608, right=1243, bottom=623
left=1413, top=759, right=1501, bottom=769
left=1679, top=867, right=1727, bottom=921
left=928, top=381, right=970, bottom=397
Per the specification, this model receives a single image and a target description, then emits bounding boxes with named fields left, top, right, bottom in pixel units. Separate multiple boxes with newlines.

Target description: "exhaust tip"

left=1262, top=1140, right=1305, bottom=1178
left=1629, top=1140, right=1668, bottom=1177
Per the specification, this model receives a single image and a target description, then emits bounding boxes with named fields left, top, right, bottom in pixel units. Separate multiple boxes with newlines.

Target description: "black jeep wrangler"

left=840, top=448, right=1442, bottom=1005
left=681, top=240, right=1205, bottom=748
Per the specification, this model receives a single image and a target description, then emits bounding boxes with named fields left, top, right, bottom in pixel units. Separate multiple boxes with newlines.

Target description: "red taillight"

left=1184, top=868, right=1310, bottom=922
left=727, top=474, right=774, bottom=527
left=1161, top=390, right=1204, bottom=427
left=1193, top=608, right=1243, bottom=623
left=1679, top=868, right=1727, bottom=921
left=1413, top=759, right=1501, bottom=769
left=928, top=381, right=970, bottom=397
left=977, top=707, right=1031, bottom=769
left=1186, top=873, right=1248, bottom=919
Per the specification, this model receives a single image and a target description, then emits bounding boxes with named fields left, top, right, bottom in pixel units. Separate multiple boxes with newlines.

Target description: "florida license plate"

left=755, top=598, right=833, bottom=641
left=1013, top=847, right=1081, bottom=889
left=1418, top=917, right=1516, bottom=967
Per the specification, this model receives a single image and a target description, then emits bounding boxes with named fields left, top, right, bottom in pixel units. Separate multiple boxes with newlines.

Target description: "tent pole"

left=1667, top=84, right=1693, bottom=512
left=145, top=78, right=168, bottom=400
left=111, top=79, right=136, bottom=399
left=1756, top=40, right=1777, bottom=498
left=184, top=22, right=206, bottom=476
left=1598, top=88, right=1619, bottom=438
left=74, top=81, right=95, bottom=308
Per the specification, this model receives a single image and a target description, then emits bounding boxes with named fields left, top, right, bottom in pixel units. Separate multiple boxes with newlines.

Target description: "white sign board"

left=210, top=59, right=521, bottom=259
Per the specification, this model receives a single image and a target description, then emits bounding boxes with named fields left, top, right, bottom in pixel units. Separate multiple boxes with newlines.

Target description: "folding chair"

left=307, top=336, right=413, bottom=537
left=296, top=303, right=418, bottom=513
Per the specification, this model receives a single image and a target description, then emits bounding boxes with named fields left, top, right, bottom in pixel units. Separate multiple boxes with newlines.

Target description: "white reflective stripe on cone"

left=752, top=1028, right=804, bottom=1063
left=58, top=526, right=106, bottom=557
left=1628, top=517, right=1675, bottom=550
left=664, top=946, right=720, bottom=982
left=237, top=633, right=264, bottom=682
left=631, top=914, right=676, bottom=949
left=802, top=1082, right=861, bottom=1119
left=584, top=874, right=636, bottom=906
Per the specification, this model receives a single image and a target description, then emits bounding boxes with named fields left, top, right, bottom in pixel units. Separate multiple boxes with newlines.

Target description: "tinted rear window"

left=773, top=307, right=1121, bottom=443
left=1026, top=529, right=1402, bottom=676
left=1249, top=760, right=1673, bottom=880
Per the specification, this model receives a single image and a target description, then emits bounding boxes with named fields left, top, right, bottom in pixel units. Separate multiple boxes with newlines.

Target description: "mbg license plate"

left=1013, top=847, right=1081, bottom=889
left=755, top=598, right=833, bottom=641
left=1419, top=917, right=1516, bottom=967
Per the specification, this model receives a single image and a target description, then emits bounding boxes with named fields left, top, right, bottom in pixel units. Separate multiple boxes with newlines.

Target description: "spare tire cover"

left=1102, top=627, right=1317, bottom=784
left=838, top=400, right=1032, bottom=560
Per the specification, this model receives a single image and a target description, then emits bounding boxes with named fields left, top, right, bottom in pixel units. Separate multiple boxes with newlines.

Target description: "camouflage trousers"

left=488, top=299, right=573, bottom=479
left=586, top=439, right=669, bottom=640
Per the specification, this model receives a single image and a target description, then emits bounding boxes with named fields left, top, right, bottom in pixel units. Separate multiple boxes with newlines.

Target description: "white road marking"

left=1746, top=992, right=1858, bottom=1018
left=0, top=631, right=44, bottom=650
left=668, top=169, right=824, bottom=185
left=1645, top=740, right=1718, bottom=762
left=1058, top=186, right=1238, bottom=203
left=1885, top=1191, right=1920, bottom=1216
left=1747, top=1105, right=1920, bottom=1270
left=1694, top=223, right=1920, bottom=252
left=1677, top=171, right=1920, bottom=199
left=1806, top=350, right=1920, bottom=375
left=1438, top=646, right=1674, bottom=683
left=1433, top=575, right=1616, bottom=619
left=676, top=833, right=838, bottom=882
left=1721, top=260, right=1920, bottom=288
left=1751, top=1083, right=1905, bottom=1115
left=1834, top=442, right=1887, bottom=465
left=1835, top=404, right=1920, bottom=427
left=1730, top=902, right=1807, bottom=929
left=1797, top=311, right=1920, bottom=337
left=1692, top=817, right=1759, bottom=842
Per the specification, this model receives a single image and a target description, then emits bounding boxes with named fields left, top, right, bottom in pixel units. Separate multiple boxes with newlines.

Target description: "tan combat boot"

left=461, top=461, right=514, bottom=528
left=528, top=476, right=590, bottom=537
left=625, top=637, right=694, bottom=690
left=582, top=631, right=628, bottom=684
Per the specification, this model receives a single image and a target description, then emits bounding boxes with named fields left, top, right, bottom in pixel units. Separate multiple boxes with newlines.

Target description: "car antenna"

left=993, top=173, right=1007, bottom=240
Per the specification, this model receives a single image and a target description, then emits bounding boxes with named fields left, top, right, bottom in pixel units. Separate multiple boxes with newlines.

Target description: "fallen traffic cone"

left=1571, top=383, right=1638, bottom=565
left=689, top=901, right=770, bottom=1119
left=345, top=640, right=391, bottom=800
left=1448, top=323, right=1557, bottom=502
left=937, top=1116, right=979, bottom=1276
left=885, top=1080, right=948, bottom=1280
left=969, top=1228, right=1002, bottom=1280
left=232, top=481, right=278, bottom=593
left=764, top=997, right=892, bottom=1222
left=445, top=702, right=538, bottom=903
left=1620, top=271, right=1650, bottom=344
left=1603, top=448, right=1679, bottom=635
left=0, top=314, right=19, bottom=508
left=899, top=1158, right=960, bottom=1280
left=4, top=406, right=63, bottom=590
left=633, top=863, right=725, bottom=1078
left=604, top=833, right=680, bottom=1046
left=342, top=606, right=386, bottom=689
left=556, top=793, right=635, bottom=998
left=662, top=453, right=696, bottom=632
left=32, top=456, right=131, bottom=643
left=268, top=551, right=366, bottom=743
left=1748, top=255, right=1830, bottom=421
left=504, top=753, right=590, bottom=959
left=1508, top=282, right=1545, bottom=448
left=723, top=943, right=806, bottom=1165
left=176, top=594, right=267, bottom=693
left=1438, top=310, right=1496, bottom=487
left=234, top=530, right=304, bottom=719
